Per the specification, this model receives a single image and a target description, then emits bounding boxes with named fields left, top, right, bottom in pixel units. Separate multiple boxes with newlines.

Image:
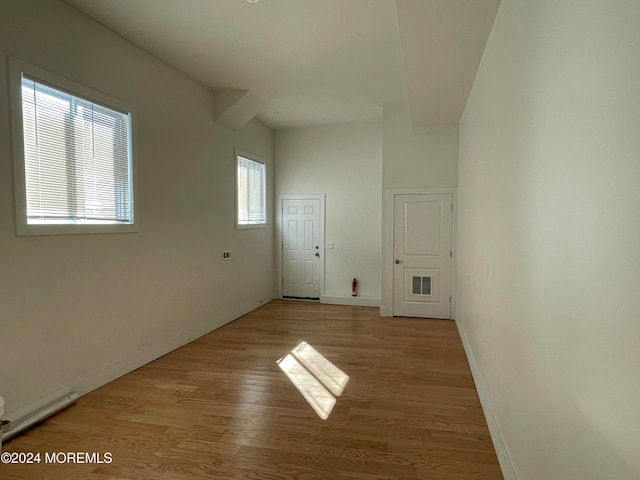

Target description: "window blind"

left=21, top=76, right=133, bottom=224
left=237, top=155, right=266, bottom=225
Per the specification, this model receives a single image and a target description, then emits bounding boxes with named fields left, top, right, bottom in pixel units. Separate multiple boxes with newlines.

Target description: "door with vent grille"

left=393, top=194, right=452, bottom=318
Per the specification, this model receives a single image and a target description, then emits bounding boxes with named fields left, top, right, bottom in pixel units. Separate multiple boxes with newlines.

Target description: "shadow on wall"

left=514, top=370, right=638, bottom=479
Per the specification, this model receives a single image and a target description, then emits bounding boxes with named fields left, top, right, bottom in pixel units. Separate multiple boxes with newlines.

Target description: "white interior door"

left=393, top=194, right=452, bottom=318
left=282, top=198, right=321, bottom=299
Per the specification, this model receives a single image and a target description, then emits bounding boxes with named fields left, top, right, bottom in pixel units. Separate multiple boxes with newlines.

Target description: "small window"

left=9, top=58, right=136, bottom=235
left=235, top=149, right=266, bottom=228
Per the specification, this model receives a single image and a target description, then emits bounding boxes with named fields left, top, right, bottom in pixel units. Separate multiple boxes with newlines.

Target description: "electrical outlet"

left=223, top=251, right=232, bottom=260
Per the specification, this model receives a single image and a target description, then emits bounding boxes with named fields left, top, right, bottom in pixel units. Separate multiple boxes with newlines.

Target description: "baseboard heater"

left=1, top=392, right=79, bottom=443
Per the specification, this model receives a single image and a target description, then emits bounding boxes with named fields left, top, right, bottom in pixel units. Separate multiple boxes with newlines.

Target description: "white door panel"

left=283, top=198, right=321, bottom=299
left=393, top=194, right=452, bottom=318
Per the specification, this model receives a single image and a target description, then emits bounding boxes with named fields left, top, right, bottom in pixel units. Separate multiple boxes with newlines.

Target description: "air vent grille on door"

left=412, top=276, right=432, bottom=295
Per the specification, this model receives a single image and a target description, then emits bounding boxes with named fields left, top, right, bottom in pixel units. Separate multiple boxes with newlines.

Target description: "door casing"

left=277, top=194, right=325, bottom=300
left=382, top=187, right=457, bottom=318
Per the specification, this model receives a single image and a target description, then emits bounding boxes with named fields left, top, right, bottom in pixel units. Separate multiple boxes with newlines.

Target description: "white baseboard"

left=179, top=295, right=273, bottom=346
left=320, top=295, right=380, bottom=307
left=3, top=295, right=274, bottom=423
left=82, top=295, right=275, bottom=397
left=455, top=319, right=518, bottom=480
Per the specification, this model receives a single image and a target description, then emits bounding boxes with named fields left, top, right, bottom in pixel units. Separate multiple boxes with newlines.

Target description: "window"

left=235, top=149, right=266, bottom=228
left=9, top=58, right=135, bottom=235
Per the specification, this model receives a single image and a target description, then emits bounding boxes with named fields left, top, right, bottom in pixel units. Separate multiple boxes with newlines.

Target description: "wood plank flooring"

left=0, top=300, right=502, bottom=479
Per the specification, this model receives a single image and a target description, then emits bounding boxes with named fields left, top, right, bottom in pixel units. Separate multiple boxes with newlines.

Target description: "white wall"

left=458, top=1, right=640, bottom=478
left=275, top=123, right=382, bottom=302
left=382, top=103, right=458, bottom=190
left=0, top=0, right=274, bottom=419
left=380, top=103, right=458, bottom=315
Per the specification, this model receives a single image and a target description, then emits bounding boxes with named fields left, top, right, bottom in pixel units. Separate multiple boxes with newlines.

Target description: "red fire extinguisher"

left=352, top=278, right=358, bottom=297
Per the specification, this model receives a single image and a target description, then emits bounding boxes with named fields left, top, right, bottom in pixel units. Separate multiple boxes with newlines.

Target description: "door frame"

left=382, top=187, right=458, bottom=319
left=277, top=194, right=326, bottom=300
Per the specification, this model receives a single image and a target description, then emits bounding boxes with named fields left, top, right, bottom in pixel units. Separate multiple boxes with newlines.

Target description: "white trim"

left=382, top=187, right=458, bottom=318
left=276, top=194, right=325, bottom=299
left=8, top=57, right=138, bottom=236
left=1, top=294, right=273, bottom=427
left=320, top=295, right=380, bottom=307
left=235, top=148, right=267, bottom=229
left=456, top=319, right=519, bottom=480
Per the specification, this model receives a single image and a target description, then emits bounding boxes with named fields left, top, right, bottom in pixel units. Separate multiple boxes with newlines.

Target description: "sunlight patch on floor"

left=291, top=341, right=349, bottom=396
left=277, top=340, right=349, bottom=420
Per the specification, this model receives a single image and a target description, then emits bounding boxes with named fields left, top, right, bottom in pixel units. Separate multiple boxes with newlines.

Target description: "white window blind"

left=236, top=154, right=266, bottom=226
left=20, top=76, right=133, bottom=225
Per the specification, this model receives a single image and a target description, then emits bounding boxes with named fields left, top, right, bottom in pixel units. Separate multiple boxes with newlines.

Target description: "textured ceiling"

left=65, top=0, right=500, bottom=130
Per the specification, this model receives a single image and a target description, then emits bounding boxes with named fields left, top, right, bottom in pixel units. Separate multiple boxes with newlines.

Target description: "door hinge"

left=450, top=250, right=452, bottom=257
left=450, top=296, right=452, bottom=303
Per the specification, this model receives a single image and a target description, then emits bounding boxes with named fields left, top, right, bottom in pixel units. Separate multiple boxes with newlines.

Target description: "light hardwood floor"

left=1, top=300, right=502, bottom=479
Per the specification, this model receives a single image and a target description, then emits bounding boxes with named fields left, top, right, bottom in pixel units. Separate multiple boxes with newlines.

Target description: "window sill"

left=16, top=223, right=138, bottom=236
left=235, top=223, right=267, bottom=230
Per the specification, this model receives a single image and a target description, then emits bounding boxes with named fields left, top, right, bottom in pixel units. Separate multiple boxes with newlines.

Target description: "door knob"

left=315, top=252, right=320, bottom=257
left=395, top=259, right=403, bottom=264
